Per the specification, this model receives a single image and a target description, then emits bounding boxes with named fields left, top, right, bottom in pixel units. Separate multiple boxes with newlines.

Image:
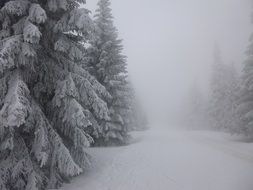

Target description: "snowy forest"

left=0, top=0, right=253, bottom=190
left=0, top=0, right=146, bottom=189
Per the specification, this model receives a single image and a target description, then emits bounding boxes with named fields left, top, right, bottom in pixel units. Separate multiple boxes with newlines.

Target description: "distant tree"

left=237, top=24, right=253, bottom=136
left=88, top=0, right=132, bottom=145
left=0, top=0, right=110, bottom=189
left=209, top=45, right=240, bottom=131
left=223, top=63, right=241, bottom=133
left=208, top=45, right=224, bottom=129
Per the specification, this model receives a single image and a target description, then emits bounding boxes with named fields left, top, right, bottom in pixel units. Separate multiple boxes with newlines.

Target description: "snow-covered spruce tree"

left=222, top=63, right=240, bottom=134
left=87, top=0, right=131, bottom=145
left=0, top=0, right=110, bottom=189
left=209, top=45, right=226, bottom=129
left=209, top=46, right=240, bottom=131
left=237, top=26, right=253, bottom=136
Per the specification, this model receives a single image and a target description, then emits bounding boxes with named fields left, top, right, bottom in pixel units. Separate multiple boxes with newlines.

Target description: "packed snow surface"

left=61, top=129, right=253, bottom=190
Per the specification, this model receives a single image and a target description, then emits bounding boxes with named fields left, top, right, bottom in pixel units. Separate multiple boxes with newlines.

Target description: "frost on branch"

left=0, top=36, right=21, bottom=73
left=23, top=20, right=42, bottom=44
left=28, top=4, right=47, bottom=24
left=0, top=72, right=30, bottom=128
left=2, top=0, right=29, bottom=16
left=54, top=8, right=94, bottom=38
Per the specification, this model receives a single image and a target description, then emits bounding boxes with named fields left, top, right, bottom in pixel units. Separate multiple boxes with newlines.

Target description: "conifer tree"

left=209, top=45, right=226, bottom=129
left=0, top=0, right=110, bottom=189
left=237, top=24, right=253, bottom=136
left=209, top=46, right=240, bottom=131
left=88, top=0, right=131, bottom=145
left=223, top=63, right=240, bottom=133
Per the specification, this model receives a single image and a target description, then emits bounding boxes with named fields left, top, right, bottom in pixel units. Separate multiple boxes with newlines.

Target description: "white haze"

left=85, top=0, right=252, bottom=125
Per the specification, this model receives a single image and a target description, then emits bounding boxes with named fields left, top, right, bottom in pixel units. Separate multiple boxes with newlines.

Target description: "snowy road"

left=61, top=129, right=253, bottom=190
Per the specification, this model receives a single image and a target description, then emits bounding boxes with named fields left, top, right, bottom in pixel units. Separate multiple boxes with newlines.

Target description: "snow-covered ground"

left=61, top=129, right=253, bottom=190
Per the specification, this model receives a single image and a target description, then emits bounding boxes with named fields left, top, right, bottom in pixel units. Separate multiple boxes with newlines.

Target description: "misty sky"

left=85, top=0, right=252, bottom=123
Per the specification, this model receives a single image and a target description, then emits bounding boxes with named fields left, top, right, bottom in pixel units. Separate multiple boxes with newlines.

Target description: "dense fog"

left=86, top=0, right=252, bottom=126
